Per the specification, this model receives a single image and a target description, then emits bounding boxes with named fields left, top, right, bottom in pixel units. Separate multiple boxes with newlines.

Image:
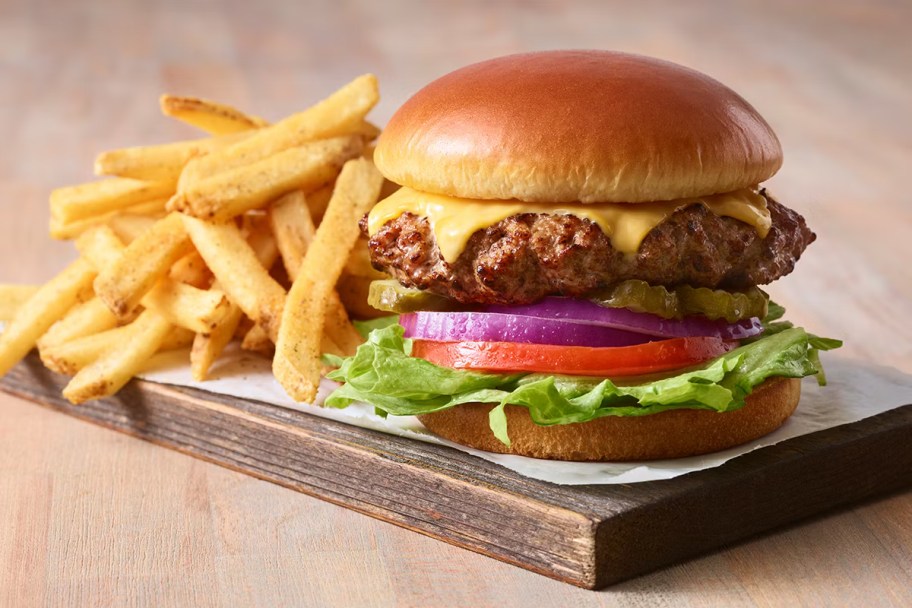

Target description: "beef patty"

left=364, top=192, right=816, bottom=305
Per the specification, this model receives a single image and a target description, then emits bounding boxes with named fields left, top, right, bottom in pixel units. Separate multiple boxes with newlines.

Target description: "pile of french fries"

left=0, top=75, right=389, bottom=405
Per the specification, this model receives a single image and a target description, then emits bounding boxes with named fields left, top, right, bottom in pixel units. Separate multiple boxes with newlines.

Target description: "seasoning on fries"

left=273, top=157, right=383, bottom=402
left=159, top=94, right=269, bottom=135
left=0, top=74, right=387, bottom=404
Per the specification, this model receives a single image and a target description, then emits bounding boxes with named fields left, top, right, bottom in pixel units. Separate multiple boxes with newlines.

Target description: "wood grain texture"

left=3, top=355, right=912, bottom=591
left=2, top=0, right=911, bottom=605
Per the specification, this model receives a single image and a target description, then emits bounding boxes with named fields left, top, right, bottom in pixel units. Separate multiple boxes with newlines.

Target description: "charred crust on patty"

left=365, top=192, right=816, bottom=305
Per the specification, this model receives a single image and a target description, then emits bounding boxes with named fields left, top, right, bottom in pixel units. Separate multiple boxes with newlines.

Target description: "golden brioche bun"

left=417, top=377, right=800, bottom=461
left=375, top=50, right=782, bottom=203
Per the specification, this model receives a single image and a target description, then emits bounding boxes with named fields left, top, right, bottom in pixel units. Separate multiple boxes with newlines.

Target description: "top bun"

left=375, top=51, right=783, bottom=203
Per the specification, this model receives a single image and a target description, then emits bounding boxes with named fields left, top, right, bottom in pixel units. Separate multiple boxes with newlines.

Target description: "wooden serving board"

left=3, top=354, right=912, bottom=590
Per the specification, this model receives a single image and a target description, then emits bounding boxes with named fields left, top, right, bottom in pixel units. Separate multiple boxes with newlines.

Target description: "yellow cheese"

left=368, top=187, right=771, bottom=263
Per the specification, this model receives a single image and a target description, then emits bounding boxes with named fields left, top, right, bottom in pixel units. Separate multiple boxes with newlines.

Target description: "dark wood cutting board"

left=3, top=353, right=911, bottom=589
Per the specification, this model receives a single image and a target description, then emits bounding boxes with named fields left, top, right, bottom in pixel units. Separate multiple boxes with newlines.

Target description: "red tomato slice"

left=411, top=337, right=736, bottom=377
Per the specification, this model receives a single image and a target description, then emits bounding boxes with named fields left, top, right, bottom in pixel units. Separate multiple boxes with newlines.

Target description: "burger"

left=324, top=50, right=840, bottom=461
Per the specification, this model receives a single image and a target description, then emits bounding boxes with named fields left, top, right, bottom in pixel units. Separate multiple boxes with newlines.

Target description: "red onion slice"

left=399, top=311, right=659, bottom=347
left=483, top=297, right=762, bottom=340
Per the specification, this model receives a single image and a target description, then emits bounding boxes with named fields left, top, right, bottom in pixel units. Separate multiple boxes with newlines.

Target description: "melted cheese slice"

left=368, top=187, right=771, bottom=263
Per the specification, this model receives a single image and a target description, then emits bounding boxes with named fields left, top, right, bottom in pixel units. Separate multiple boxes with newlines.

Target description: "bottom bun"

left=417, top=377, right=800, bottom=461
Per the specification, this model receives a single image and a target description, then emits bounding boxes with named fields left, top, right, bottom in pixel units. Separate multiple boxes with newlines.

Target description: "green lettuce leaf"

left=325, top=306, right=840, bottom=446
left=352, top=315, right=400, bottom=339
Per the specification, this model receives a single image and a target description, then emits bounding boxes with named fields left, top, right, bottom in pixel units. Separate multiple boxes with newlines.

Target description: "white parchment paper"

left=137, top=348, right=912, bottom=485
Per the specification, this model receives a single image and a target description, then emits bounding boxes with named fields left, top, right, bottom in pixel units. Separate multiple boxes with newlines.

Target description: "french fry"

left=40, top=323, right=194, bottom=377
left=143, top=280, right=231, bottom=334
left=234, top=315, right=255, bottom=339
left=189, top=218, right=277, bottom=381
left=240, top=326, right=339, bottom=367
left=189, top=304, right=243, bottom=381
left=0, top=285, right=40, bottom=321
left=180, top=74, right=378, bottom=184
left=10, top=76, right=391, bottom=405
left=309, top=177, right=400, bottom=226
left=49, top=213, right=109, bottom=241
left=344, top=240, right=386, bottom=279
left=268, top=190, right=314, bottom=280
left=160, top=94, right=269, bottom=135
left=37, top=297, right=119, bottom=350
left=78, top=224, right=224, bottom=332
left=321, top=297, right=363, bottom=355
left=241, top=213, right=280, bottom=267
left=304, top=182, right=334, bottom=224
left=337, top=241, right=389, bottom=316
left=274, top=158, right=383, bottom=401
left=336, top=274, right=386, bottom=320
left=182, top=215, right=286, bottom=340
left=357, top=120, right=382, bottom=141
left=268, top=191, right=362, bottom=353
left=49, top=198, right=168, bottom=241
left=122, top=198, right=171, bottom=216
left=75, top=224, right=126, bottom=269
left=104, top=210, right=165, bottom=243
left=94, top=132, right=251, bottom=183
left=50, top=178, right=174, bottom=224
left=170, top=136, right=362, bottom=221
left=41, top=325, right=131, bottom=375
left=159, top=327, right=195, bottom=351
left=190, top=215, right=271, bottom=327
left=241, top=323, right=274, bottom=356
left=169, top=250, right=211, bottom=288
left=62, top=309, right=173, bottom=404
left=93, top=213, right=192, bottom=317
left=0, top=258, right=96, bottom=376
left=232, top=212, right=280, bottom=350
left=320, top=333, right=345, bottom=358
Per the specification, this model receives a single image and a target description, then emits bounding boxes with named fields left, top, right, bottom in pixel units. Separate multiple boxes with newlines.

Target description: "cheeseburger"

left=325, top=51, right=840, bottom=461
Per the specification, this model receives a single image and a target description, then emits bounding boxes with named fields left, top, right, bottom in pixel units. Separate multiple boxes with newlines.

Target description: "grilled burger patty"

left=365, top=194, right=816, bottom=305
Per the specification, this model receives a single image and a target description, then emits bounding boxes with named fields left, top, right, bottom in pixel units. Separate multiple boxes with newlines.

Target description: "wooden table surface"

left=2, top=0, right=911, bottom=605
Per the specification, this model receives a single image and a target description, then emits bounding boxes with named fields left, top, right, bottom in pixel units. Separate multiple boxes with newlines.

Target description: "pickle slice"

left=370, top=278, right=768, bottom=322
left=590, top=280, right=768, bottom=322
left=676, top=285, right=768, bottom=322
left=368, top=279, right=462, bottom=313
